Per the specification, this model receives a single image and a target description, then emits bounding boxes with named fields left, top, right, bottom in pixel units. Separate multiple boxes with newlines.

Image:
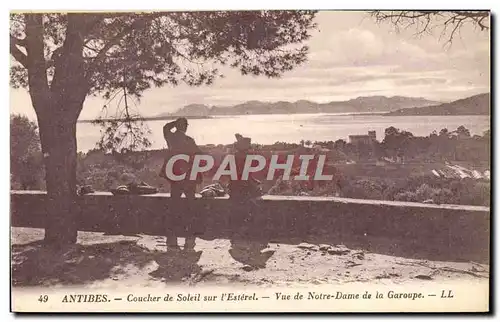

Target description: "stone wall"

left=10, top=191, right=490, bottom=262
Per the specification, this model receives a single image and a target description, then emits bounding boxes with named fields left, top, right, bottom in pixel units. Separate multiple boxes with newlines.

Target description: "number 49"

left=38, top=295, right=48, bottom=303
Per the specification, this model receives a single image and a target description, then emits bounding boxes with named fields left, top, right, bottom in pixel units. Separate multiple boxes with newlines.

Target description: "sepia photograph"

left=9, top=8, right=491, bottom=313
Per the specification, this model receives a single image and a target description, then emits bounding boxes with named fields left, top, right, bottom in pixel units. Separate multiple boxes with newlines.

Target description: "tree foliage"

left=11, top=11, right=317, bottom=97
left=382, top=126, right=414, bottom=153
left=10, top=114, right=44, bottom=189
left=455, top=125, right=471, bottom=138
left=91, top=86, right=153, bottom=153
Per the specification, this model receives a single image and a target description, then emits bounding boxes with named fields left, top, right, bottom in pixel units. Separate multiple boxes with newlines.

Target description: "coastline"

left=77, top=111, right=491, bottom=124
left=78, top=115, right=213, bottom=123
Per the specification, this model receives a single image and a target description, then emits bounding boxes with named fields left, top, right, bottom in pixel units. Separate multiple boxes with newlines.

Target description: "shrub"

left=10, top=114, right=44, bottom=190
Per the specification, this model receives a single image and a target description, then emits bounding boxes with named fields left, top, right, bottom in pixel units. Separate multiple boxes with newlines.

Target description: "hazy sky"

left=10, top=11, right=490, bottom=120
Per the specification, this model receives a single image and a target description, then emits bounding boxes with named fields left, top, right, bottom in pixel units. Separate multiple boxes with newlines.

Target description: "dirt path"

left=11, top=227, right=489, bottom=289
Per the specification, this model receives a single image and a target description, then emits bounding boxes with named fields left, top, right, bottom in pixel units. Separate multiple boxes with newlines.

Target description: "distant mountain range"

left=155, top=96, right=441, bottom=118
left=384, top=93, right=490, bottom=116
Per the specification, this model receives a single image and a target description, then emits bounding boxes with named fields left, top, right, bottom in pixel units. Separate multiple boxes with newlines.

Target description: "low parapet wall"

left=10, top=190, right=490, bottom=262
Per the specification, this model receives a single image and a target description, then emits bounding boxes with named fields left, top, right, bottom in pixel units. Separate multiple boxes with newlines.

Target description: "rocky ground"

left=11, top=227, right=489, bottom=289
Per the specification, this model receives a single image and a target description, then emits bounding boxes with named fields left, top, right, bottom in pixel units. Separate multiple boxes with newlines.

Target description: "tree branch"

left=10, top=35, right=28, bottom=67
left=370, top=10, right=489, bottom=45
left=10, top=34, right=27, bottom=47
left=90, top=13, right=163, bottom=68
left=25, top=13, right=51, bottom=109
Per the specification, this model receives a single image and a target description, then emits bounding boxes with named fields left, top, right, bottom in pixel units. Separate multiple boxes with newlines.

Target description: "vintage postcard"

left=9, top=9, right=490, bottom=313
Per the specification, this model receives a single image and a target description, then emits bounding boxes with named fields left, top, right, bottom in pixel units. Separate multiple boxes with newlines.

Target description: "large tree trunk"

left=37, top=110, right=80, bottom=245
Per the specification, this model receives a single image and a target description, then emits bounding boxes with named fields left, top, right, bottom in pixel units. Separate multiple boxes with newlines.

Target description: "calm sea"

left=76, top=113, right=490, bottom=152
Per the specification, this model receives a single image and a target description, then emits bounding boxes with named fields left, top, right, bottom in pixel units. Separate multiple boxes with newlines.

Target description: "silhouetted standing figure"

left=162, top=118, right=202, bottom=251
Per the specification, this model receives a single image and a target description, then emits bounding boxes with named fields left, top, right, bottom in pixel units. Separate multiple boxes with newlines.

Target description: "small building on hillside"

left=348, top=131, right=377, bottom=145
